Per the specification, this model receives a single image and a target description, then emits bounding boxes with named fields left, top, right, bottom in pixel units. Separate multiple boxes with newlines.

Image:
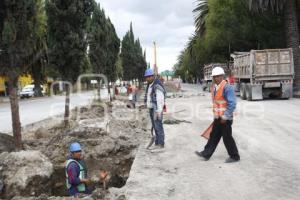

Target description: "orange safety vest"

left=211, top=80, right=228, bottom=118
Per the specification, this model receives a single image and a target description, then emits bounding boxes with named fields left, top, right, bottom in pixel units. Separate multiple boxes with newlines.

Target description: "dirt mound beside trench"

left=0, top=151, right=53, bottom=199
left=0, top=133, right=15, bottom=153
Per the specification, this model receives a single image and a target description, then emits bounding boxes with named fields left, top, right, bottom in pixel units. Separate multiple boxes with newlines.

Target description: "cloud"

left=96, top=0, right=196, bottom=72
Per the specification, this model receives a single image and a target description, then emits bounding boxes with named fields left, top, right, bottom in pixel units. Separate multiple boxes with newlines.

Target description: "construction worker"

left=195, top=67, right=240, bottom=163
left=65, top=142, right=91, bottom=196
left=144, top=68, right=166, bottom=151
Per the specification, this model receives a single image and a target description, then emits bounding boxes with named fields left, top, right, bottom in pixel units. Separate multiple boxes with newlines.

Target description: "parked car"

left=19, top=84, right=45, bottom=99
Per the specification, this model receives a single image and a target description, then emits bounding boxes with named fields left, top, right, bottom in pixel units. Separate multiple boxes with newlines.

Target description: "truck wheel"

left=246, top=84, right=252, bottom=101
left=240, top=83, right=246, bottom=100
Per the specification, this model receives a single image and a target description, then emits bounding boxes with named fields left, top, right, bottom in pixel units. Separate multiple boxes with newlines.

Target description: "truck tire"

left=246, top=83, right=252, bottom=101
left=240, top=83, right=246, bottom=100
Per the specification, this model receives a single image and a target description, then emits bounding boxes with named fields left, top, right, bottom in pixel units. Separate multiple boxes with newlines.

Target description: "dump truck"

left=231, top=48, right=294, bottom=100
left=203, top=63, right=232, bottom=91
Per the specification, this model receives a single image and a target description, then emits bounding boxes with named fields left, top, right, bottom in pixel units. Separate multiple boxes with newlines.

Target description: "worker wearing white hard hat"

left=211, top=66, right=225, bottom=76
left=195, top=67, right=240, bottom=163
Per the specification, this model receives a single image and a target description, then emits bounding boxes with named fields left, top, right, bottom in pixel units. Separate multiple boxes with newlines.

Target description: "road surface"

left=120, top=84, right=300, bottom=200
left=0, top=90, right=109, bottom=134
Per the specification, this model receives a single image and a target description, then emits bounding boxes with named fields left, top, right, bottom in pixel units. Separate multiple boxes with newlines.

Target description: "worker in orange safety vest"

left=195, top=67, right=240, bottom=163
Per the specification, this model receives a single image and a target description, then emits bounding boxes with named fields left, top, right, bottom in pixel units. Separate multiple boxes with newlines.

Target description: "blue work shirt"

left=66, top=158, right=89, bottom=196
left=215, top=84, right=236, bottom=120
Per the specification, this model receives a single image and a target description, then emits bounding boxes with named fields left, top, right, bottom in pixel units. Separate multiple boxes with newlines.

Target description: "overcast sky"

left=96, top=0, right=196, bottom=72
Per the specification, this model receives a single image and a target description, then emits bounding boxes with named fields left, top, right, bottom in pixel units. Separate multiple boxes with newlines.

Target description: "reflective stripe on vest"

left=211, top=80, right=228, bottom=118
left=65, top=159, right=86, bottom=192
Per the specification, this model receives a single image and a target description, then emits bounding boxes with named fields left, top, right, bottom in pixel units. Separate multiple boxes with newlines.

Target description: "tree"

left=31, top=0, right=47, bottom=97
left=46, top=0, right=94, bottom=127
left=194, top=0, right=208, bottom=36
left=121, top=24, right=136, bottom=81
left=120, top=23, right=147, bottom=81
left=0, top=0, right=40, bottom=150
left=88, top=4, right=120, bottom=101
left=249, top=0, right=300, bottom=95
left=105, top=18, right=120, bottom=83
left=176, top=0, right=286, bottom=81
left=116, top=55, right=123, bottom=79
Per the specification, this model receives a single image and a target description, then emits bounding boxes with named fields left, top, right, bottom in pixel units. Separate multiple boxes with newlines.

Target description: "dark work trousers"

left=203, top=118, right=240, bottom=160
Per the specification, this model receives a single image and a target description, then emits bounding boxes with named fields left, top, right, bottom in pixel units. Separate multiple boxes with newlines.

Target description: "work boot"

left=225, top=157, right=240, bottom=163
left=195, top=151, right=209, bottom=161
left=150, top=144, right=165, bottom=153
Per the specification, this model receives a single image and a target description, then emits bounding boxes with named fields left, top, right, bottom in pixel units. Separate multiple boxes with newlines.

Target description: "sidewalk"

left=0, top=97, right=9, bottom=104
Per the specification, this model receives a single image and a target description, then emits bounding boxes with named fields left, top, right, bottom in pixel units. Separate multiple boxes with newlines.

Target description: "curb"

left=0, top=98, right=9, bottom=103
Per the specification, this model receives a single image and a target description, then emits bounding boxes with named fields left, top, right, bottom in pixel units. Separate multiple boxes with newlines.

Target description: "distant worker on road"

left=65, top=142, right=91, bottom=196
left=196, top=67, right=240, bottom=163
left=144, top=68, right=166, bottom=151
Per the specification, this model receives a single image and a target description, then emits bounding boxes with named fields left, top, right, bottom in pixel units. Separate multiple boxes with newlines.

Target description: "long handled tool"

left=146, top=126, right=155, bottom=149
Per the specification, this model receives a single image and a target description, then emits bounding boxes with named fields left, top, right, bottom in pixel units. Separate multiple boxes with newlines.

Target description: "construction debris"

left=0, top=151, right=53, bottom=199
left=0, top=100, right=150, bottom=199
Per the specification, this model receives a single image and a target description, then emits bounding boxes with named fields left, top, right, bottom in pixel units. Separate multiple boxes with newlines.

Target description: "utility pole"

left=153, top=42, right=158, bottom=76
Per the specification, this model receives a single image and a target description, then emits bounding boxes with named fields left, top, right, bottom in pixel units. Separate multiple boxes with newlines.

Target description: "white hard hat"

left=211, top=67, right=225, bottom=76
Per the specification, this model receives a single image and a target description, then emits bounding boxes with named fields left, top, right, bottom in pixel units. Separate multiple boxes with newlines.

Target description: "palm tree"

left=193, top=0, right=208, bottom=36
left=249, top=0, right=300, bottom=96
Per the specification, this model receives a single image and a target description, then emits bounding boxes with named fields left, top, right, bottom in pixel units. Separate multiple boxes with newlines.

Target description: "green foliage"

left=88, top=4, right=120, bottom=82
left=194, top=0, right=208, bottom=36
left=46, top=0, right=94, bottom=83
left=0, top=0, right=43, bottom=149
left=116, top=55, right=123, bottom=79
left=249, top=0, right=286, bottom=13
left=175, top=0, right=285, bottom=81
left=31, top=0, right=48, bottom=96
left=120, top=23, right=147, bottom=81
left=0, top=0, right=39, bottom=75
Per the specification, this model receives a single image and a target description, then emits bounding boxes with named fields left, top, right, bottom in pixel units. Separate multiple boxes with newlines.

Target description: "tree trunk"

left=107, top=81, right=112, bottom=102
left=97, top=78, right=101, bottom=101
left=32, top=62, right=43, bottom=97
left=284, top=0, right=300, bottom=96
left=64, top=84, right=70, bottom=127
left=8, top=74, right=22, bottom=150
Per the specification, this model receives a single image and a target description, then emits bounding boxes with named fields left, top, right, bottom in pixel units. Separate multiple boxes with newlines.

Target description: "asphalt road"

left=121, top=84, right=300, bottom=200
left=0, top=89, right=109, bottom=134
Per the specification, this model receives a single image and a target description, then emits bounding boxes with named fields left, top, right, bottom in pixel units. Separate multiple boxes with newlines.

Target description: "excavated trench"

left=2, top=100, right=149, bottom=199
left=48, top=152, right=135, bottom=197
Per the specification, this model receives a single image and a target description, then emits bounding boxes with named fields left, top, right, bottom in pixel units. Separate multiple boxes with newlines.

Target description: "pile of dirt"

left=0, top=151, right=53, bottom=199
left=0, top=133, right=15, bottom=153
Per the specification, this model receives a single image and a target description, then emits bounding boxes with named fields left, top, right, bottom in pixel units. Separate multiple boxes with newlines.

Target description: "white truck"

left=232, top=48, right=294, bottom=100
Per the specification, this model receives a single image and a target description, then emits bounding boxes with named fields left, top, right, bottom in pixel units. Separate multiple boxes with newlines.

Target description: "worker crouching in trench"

left=65, top=142, right=109, bottom=197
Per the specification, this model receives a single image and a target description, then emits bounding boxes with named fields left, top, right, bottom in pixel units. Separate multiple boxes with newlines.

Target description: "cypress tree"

left=0, top=0, right=39, bottom=150
left=46, top=0, right=94, bottom=127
